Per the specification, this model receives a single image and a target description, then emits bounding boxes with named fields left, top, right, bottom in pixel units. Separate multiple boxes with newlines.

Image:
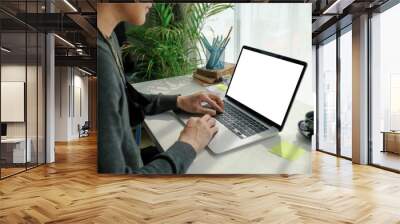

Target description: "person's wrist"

left=177, top=95, right=184, bottom=110
left=178, top=138, right=199, bottom=153
left=190, top=142, right=200, bottom=153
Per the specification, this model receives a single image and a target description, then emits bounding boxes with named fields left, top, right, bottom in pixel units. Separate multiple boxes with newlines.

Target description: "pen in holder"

left=194, top=27, right=235, bottom=84
left=200, top=27, right=232, bottom=70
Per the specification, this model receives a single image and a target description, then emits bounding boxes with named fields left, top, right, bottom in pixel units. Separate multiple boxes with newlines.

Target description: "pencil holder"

left=200, top=27, right=232, bottom=70
left=205, top=49, right=225, bottom=70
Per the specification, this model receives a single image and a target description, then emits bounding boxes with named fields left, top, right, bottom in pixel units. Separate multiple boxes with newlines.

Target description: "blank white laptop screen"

left=226, top=48, right=304, bottom=126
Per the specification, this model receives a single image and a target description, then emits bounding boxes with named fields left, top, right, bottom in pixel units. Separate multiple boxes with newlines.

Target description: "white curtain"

left=237, top=4, right=310, bottom=61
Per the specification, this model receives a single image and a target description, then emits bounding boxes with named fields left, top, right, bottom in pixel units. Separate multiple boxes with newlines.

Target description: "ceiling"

left=0, top=0, right=96, bottom=74
left=1, top=0, right=396, bottom=74
left=310, top=0, right=390, bottom=43
left=0, top=0, right=96, bottom=14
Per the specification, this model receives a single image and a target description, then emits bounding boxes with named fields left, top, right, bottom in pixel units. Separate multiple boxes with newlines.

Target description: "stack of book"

left=193, top=63, right=235, bottom=84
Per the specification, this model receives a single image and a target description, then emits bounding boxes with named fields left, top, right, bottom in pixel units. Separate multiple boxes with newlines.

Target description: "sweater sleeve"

left=141, top=93, right=180, bottom=115
left=127, top=141, right=196, bottom=174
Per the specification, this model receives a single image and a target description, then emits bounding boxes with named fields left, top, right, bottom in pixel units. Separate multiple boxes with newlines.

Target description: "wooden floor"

left=1, top=135, right=400, bottom=223
left=1, top=163, right=45, bottom=178
left=1, top=167, right=26, bottom=178
left=372, top=151, right=400, bottom=171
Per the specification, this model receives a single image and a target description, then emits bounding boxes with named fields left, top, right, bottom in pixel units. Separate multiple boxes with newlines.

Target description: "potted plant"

left=122, top=3, right=233, bottom=82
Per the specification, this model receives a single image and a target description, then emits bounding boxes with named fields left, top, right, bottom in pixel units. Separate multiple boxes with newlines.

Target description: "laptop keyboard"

left=215, top=102, right=269, bottom=138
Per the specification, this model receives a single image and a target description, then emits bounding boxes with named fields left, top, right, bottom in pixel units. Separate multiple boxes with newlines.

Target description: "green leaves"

left=155, top=3, right=174, bottom=28
left=123, top=3, right=233, bottom=82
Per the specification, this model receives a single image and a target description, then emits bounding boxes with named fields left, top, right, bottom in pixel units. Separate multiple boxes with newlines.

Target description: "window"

left=339, top=28, right=352, bottom=158
left=371, top=2, right=400, bottom=171
left=317, top=36, right=337, bottom=155
left=0, top=1, right=47, bottom=179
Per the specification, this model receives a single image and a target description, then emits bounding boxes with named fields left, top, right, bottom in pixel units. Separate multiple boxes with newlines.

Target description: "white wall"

left=1, top=65, right=26, bottom=81
left=54, top=67, right=89, bottom=141
left=72, top=72, right=89, bottom=138
left=55, top=66, right=69, bottom=141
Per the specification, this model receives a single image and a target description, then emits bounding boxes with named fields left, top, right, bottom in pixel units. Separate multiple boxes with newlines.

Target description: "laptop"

left=177, top=45, right=307, bottom=154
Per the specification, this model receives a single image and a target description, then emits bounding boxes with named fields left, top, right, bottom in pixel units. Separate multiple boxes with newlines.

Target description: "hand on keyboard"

left=177, top=92, right=224, bottom=116
left=178, top=114, right=218, bottom=153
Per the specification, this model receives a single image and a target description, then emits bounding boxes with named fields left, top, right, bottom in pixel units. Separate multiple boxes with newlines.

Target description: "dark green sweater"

left=97, top=32, right=196, bottom=174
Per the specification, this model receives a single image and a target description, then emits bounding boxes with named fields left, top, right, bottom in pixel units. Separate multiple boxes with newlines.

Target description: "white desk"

left=133, top=75, right=312, bottom=174
left=1, top=138, right=31, bottom=163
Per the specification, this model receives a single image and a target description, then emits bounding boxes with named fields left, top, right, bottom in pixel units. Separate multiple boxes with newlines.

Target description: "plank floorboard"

left=1, top=134, right=400, bottom=223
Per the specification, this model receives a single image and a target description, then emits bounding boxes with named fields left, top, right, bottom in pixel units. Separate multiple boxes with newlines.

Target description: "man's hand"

left=177, top=92, right=224, bottom=116
left=178, top=114, right=218, bottom=153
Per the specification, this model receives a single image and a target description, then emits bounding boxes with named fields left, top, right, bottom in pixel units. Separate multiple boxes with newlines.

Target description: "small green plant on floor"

left=123, top=3, right=233, bottom=82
